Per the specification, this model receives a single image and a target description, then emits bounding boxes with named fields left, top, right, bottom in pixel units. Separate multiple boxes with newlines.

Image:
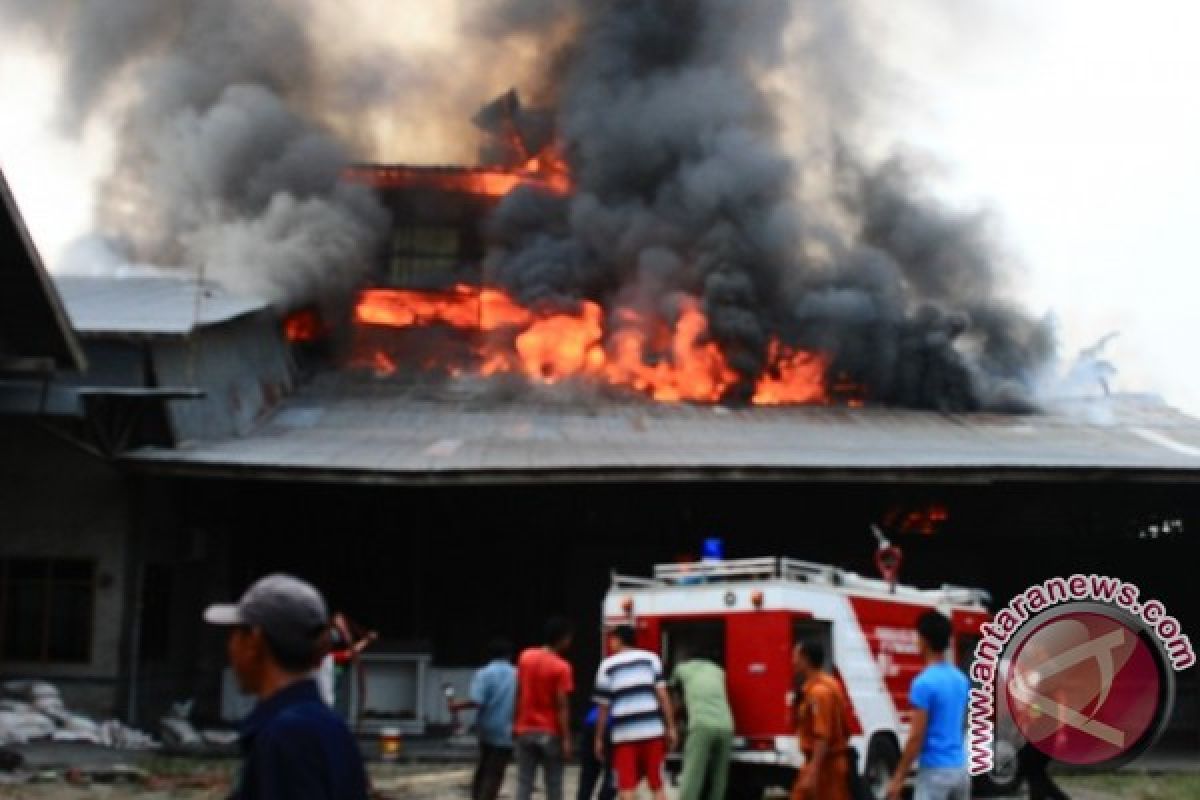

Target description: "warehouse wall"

left=0, top=420, right=132, bottom=717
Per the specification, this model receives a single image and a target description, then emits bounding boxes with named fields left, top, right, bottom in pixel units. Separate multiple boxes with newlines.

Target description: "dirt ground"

left=0, top=762, right=473, bottom=800
left=5, top=763, right=483, bottom=800
left=2, top=763, right=1195, bottom=800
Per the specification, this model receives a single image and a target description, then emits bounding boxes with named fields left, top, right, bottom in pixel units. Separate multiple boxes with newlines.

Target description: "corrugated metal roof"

left=0, top=169, right=85, bottom=370
left=127, top=375, right=1200, bottom=484
left=54, top=274, right=269, bottom=337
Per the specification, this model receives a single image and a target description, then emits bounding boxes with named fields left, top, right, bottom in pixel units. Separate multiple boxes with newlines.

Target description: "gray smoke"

left=0, top=0, right=388, bottom=308
left=479, top=0, right=1054, bottom=410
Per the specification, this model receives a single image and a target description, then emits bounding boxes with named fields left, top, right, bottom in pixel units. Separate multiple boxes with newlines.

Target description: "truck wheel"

left=863, top=736, right=900, bottom=800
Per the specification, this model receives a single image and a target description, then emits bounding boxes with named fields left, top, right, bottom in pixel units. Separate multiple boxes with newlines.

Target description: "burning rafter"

left=343, top=286, right=835, bottom=406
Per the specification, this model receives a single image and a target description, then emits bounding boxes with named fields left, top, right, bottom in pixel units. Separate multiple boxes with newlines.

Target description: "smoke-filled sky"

left=1, top=0, right=1198, bottom=411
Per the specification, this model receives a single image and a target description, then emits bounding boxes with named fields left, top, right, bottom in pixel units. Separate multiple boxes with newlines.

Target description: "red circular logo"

left=1004, top=611, right=1165, bottom=766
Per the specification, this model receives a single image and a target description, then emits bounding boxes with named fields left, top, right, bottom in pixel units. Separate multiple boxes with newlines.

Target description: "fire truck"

left=602, top=555, right=1018, bottom=799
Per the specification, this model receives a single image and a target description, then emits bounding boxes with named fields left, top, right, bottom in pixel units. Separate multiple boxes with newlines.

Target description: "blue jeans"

left=915, top=767, right=971, bottom=800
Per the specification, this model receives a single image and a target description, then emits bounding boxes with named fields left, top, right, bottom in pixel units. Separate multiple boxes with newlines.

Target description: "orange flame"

left=342, top=143, right=842, bottom=404
left=514, top=303, right=607, bottom=382
left=342, top=148, right=572, bottom=200
left=752, top=342, right=828, bottom=406
left=352, top=286, right=840, bottom=405
left=604, top=299, right=738, bottom=403
left=283, top=309, right=325, bottom=343
left=356, top=287, right=534, bottom=331
left=346, top=349, right=398, bottom=378
left=886, top=504, right=950, bottom=536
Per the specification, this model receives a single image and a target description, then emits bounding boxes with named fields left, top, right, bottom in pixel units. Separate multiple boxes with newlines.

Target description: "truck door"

left=794, top=616, right=866, bottom=739
left=793, top=617, right=833, bottom=668
left=660, top=619, right=727, bottom=673
left=659, top=620, right=728, bottom=744
left=793, top=616, right=836, bottom=710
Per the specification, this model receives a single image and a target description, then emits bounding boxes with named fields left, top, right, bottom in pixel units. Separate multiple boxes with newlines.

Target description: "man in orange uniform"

left=791, top=640, right=851, bottom=800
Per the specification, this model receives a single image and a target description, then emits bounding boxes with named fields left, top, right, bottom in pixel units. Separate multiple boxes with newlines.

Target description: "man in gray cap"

left=206, top=574, right=368, bottom=800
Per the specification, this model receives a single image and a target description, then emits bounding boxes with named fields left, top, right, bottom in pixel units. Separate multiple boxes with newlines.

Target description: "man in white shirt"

left=593, top=625, right=677, bottom=800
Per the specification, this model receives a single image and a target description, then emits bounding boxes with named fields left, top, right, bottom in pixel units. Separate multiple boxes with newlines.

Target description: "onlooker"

left=887, top=611, right=971, bottom=800
left=315, top=612, right=377, bottom=709
left=791, top=640, right=851, bottom=800
left=205, top=574, right=368, bottom=800
left=514, top=616, right=576, bottom=800
left=593, top=624, right=677, bottom=800
left=447, top=638, right=518, bottom=800
left=577, top=704, right=616, bottom=800
left=670, top=647, right=734, bottom=800
left=1019, top=741, right=1070, bottom=800
left=1014, top=642, right=1070, bottom=800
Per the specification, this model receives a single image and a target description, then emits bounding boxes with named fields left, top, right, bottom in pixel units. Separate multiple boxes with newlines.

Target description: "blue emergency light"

left=702, top=537, right=724, bottom=561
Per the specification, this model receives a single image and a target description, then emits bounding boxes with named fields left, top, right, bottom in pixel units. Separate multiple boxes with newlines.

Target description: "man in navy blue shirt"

left=887, top=610, right=971, bottom=800
left=206, top=574, right=368, bottom=800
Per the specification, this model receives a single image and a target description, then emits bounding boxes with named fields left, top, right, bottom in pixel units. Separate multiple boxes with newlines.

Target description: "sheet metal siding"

left=152, top=312, right=293, bottom=442
left=64, top=341, right=148, bottom=387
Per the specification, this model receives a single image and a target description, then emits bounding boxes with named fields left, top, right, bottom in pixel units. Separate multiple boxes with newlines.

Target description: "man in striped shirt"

left=593, top=625, right=677, bottom=800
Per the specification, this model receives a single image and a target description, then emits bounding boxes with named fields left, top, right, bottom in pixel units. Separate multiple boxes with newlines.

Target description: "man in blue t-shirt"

left=449, top=638, right=518, bottom=800
left=887, top=610, right=970, bottom=800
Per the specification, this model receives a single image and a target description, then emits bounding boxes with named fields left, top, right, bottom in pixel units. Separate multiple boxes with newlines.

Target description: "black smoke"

left=0, top=0, right=389, bottom=308
left=478, top=0, right=1054, bottom=410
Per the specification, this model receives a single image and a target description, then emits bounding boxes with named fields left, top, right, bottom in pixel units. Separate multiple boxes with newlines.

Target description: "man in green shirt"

left=669, top=649, right=734, bottom=800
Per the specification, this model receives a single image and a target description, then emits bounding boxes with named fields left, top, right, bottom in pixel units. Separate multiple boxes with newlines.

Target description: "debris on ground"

left=64, top=764, right=152, bottom=787
left=159, top=699, right=238, bottom=755
left=160, top=716, right=204, bottom=749
left=0, top=682, right=159, bottom=750
left=200, top=730, right=237, bottom=747
left=146, top=772, right=229, bottom=792
left=0, top=704, right=57, bottom=744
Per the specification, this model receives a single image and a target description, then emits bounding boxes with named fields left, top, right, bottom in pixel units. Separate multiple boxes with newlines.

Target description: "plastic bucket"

left=379, top=727, right=402, bottom=762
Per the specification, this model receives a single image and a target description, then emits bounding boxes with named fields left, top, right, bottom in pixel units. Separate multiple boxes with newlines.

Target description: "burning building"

left=281, top=89, right=875, bottom=409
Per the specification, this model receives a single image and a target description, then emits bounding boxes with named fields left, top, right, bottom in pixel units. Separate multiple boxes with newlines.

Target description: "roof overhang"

left=122, top=459, right=1200, bottom=487
left=123, top=377, right=1200, bottom=487
left=0, top=169, right=86, bottom=372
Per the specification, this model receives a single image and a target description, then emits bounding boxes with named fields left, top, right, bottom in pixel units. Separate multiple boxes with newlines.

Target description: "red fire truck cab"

left=602, top=556, right=1009, bottom=799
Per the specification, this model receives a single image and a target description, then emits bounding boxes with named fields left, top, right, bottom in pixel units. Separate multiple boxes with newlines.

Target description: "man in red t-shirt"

left=514, top=616, right=575, bottom=800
